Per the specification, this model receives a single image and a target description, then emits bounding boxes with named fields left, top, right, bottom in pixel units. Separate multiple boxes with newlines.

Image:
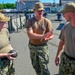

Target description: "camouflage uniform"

left=58, top=22, right=75, bottom=75
left=26, top=16, right=52, bottom=75
left=59, top=52, right=75, bottom=75
left=28, top=43, right=50, bottom=75
left=56, top=2, right=75, bottom=75
left=0, top=28, right=15, bottom=75
left=0, top=13, right=15, bottom=75
left=26, top=3, right=53, bottom=75
left=0, top=57, right=15, bottom=75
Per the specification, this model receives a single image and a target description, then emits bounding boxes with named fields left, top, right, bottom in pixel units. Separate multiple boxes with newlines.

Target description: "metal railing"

left=2, top=11, right=64, bottom=33
left=2, top=11, right=35, bottom=33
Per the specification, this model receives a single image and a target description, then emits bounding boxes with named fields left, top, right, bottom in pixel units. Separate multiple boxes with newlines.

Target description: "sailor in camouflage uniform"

left=0, top=13, right=15, bottom=75
left=26, top=2, right=54, bottom=75
left=55, top=2, right=75, bottom=75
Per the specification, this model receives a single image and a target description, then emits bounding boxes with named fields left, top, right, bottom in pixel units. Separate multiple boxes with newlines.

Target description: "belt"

left=64, top=52, right=75, bottom=60
left=29, top=42, right=47, bottom=46
left=0, top=57, right=8, bottom=61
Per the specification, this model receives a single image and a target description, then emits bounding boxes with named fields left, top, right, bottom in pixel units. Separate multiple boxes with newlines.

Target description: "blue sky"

left=0, top=0, right=59, bottom=3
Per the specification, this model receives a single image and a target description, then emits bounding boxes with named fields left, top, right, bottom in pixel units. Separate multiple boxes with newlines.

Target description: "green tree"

left=0, top=3, right=16, bottom=9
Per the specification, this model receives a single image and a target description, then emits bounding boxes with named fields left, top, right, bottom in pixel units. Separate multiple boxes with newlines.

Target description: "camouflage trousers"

left=59, top=52, right=75, bottom=75
left=0, top=57, right=15, bottom=75
left=28, top=43, right=50, bottom=75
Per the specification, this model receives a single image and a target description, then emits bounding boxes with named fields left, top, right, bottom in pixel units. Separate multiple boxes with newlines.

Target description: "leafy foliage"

left=0, top=3, right=16, bottom=9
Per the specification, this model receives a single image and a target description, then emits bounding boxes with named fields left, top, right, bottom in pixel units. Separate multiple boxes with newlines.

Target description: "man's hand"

left=55, top=56, right=59, bottom=66
left=44, top=32, right=54, bottom=41
left=6, top=53, right=16, bottom=60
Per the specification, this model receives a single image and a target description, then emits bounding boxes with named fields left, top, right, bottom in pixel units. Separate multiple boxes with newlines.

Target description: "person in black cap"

left=55, top=2, right=75, bottom=75
left=26, top=2, right=54, bottom=75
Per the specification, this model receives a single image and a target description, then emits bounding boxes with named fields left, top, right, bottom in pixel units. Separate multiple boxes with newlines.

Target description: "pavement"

left=10, top=14, right=65, bottom=75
